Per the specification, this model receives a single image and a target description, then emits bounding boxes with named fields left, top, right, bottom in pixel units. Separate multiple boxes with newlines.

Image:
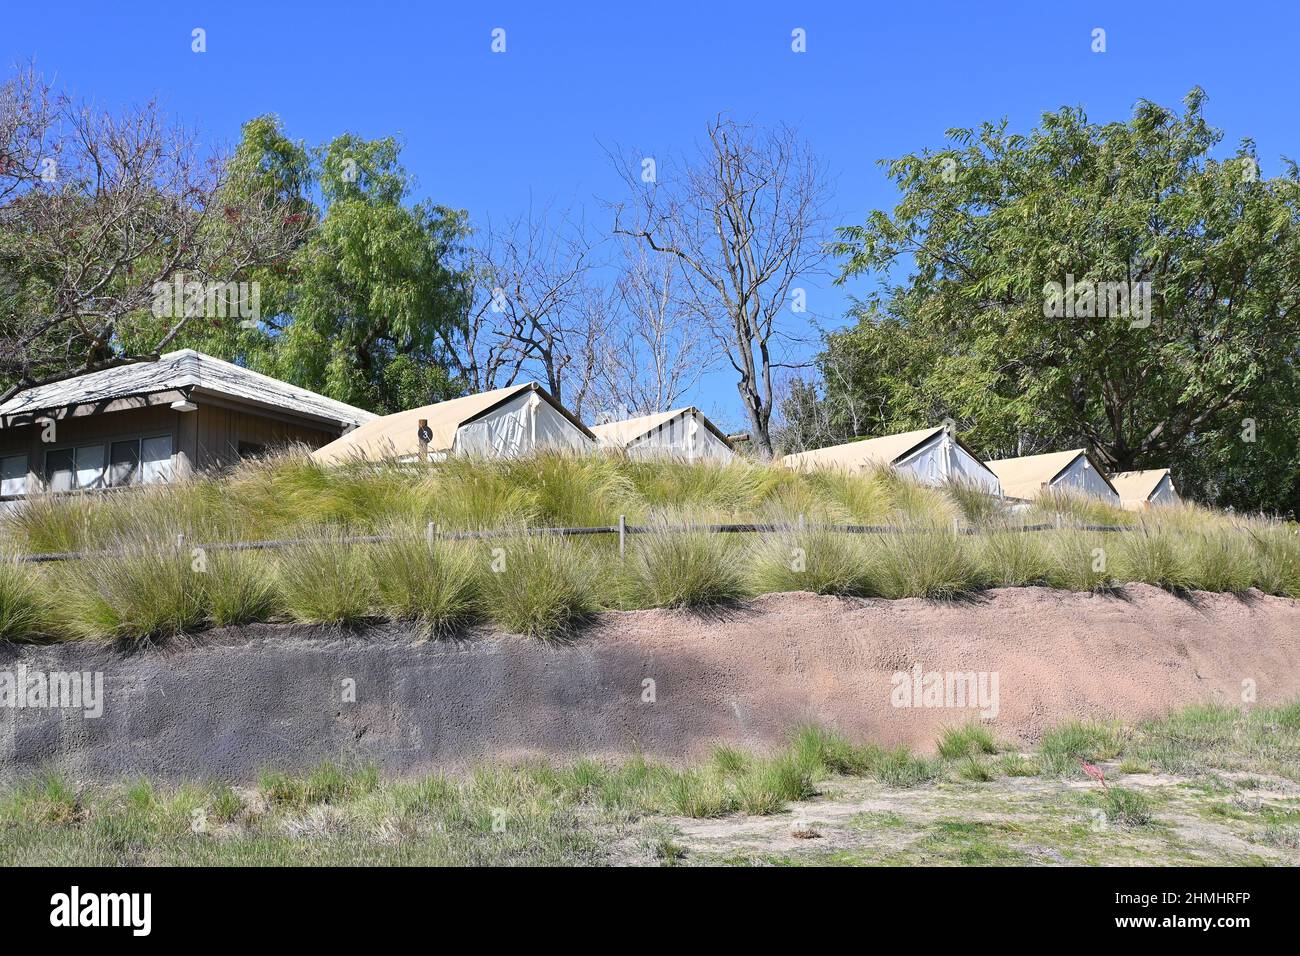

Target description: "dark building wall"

left=0, top=400, right=342, bottom=497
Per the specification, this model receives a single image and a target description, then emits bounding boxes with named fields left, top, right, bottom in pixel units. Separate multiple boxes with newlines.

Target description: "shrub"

left=368, top=533, right=481, bottom=637
left=1183, top=527, right=1255, bottom=593
left=1042, top=531, right=1116, bottom=592
left=870, top=528, right=977, bottom=599
left=1037, top=720, right=1123, bottom=775
left=945, top=479, right=1004, bottom=527
left=275, top=534, right=374, bottom=626
left=749, top=525, right=872, bottom=597
left=481, top=533, right=597, bottom=639
left=620, top=520, right=746, bottom=609
left=972, top=530, right=1051, bottom=588
left=1104, top=786, right=1153, bottom=827
left=53, top=543, right=207, bottom=643
left=1248, top=526, right=1300, bottom=597
left=937, top=722, right=998, bottom=759
left=1115, top=525, right=1193, bottom=591
left=790, top=725, right=877, bottom=776
left=204, top=550, right=281, bottom=627
left=0, top=558, right=46, bottom=642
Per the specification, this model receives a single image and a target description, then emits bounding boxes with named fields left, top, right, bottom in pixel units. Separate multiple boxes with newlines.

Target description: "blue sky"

left=7, top=1, right=1297, bottom=428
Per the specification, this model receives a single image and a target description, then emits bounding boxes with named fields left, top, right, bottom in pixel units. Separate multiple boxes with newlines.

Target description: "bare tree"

left=611, top=116, right=830, bottom=456
left=0, top=64, right=307, bottom=400
left=446, top=202, right=607, bottom=414
left=593, top=248, right=711, bottom=418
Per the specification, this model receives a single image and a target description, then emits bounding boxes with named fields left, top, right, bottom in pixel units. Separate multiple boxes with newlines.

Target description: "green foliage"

left=0, top=558, right=46, bottom=642
left=176, top=117, right=470, bottom=415
left=481, top=534, right=596, bottom=639
left=276, top=534, right=375, bottom=626
left=811, top=91, right=1300, bottom=516
left=749, top=525, right=872, bottom=596
left=367, top=534, right=481, bottom=637
left=52, top=544, right=207, bottom=644
left=1037, top=721, right=1124, bottom=776
left=1104, top=787, right=1154, bottom=827
left=620, top=521, right=747, bottom=609
left=937, top=722, right=998, bottom=759
left=205, top=551, right=282, bottom=628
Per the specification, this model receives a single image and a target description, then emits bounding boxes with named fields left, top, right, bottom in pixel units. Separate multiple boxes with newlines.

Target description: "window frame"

left=41, top=430, right=175, bottom=493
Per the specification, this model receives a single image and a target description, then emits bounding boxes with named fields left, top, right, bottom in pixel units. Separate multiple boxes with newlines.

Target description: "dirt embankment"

left=2, top=585, right=1296, bottom=782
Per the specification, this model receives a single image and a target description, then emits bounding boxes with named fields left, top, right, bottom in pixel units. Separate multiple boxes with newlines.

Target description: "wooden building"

left=0, top=350, right=374, bottom=499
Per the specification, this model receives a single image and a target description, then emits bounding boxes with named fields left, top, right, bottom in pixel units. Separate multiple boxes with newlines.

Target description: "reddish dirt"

left=588, top=584, right=1300, bottom=754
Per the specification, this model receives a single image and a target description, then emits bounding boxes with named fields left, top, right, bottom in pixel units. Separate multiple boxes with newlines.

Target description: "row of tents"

left=312, top=381, right=1180, bottom=510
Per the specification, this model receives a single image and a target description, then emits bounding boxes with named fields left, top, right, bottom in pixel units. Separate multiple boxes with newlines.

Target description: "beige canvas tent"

left=1110, top=469, right=1180, bottom=510
left=590, top=407, right=734, bottom=462
left=311, top=382, right=595, bottom=465
left=781, top=425, right=1002, bottom=494
left=986, top=449, right=1119, bottom=503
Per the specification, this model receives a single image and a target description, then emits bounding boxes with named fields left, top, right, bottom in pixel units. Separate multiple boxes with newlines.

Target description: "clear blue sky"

left=7, top=1, right=1297, bottom=429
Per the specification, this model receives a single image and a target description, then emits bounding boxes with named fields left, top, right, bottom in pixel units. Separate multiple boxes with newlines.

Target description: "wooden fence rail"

left=7, top=515, right=1140, bottom=564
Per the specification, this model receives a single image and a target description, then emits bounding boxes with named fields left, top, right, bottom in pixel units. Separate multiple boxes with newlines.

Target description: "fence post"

left=1055, top=512, right=1062, bottom=530
left=426, top=521, right=436, bottom=547
left=797, top=512, right=805, bottom=531
left=618, top=514, right=626, bottom=561
left=176, top=532, right=186, bottom=550
left=953, top=516, right=960, bottom=538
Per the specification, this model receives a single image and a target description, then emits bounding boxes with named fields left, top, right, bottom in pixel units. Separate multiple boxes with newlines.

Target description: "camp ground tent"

left=589, top=407, right=734, bottom=462
left=985, top=449, right=1120, bottom=504
left=781, top=425, right=1002, bottom=494
left=1109, top=469, right=1180, bottom=510
left=311, top=382, right=595, bottom=464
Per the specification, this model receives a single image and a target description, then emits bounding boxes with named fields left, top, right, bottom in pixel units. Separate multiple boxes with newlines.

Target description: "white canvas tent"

left=590, top=407, right=734, bottom=462
left=1110, top=469, right=1180, bottom=510
left=781, top=425, right=1002, bottom=494
left=986, top=449, right=1120, bottom=504
left=311, top=382, right=595, bottom=464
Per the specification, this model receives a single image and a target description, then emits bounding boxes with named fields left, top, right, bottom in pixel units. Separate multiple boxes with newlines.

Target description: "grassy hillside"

left=1, top=450, right=1298, bottom=643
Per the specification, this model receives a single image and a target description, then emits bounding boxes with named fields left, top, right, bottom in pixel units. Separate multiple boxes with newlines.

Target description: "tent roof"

left=781, top=425, right=948, bottom=471
left=0, top=349, right=375, bottom=430
left=311, top=381, right=594, bottom=464
left=589, top=407, right=733, bottom=449
left=986, top=448, right=1118, bottom=499
left=1110, top=468, right=1174, bottom=502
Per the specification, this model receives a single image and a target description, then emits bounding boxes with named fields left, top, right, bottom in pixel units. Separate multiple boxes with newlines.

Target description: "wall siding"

left=0, top=401, right=339, bottom=495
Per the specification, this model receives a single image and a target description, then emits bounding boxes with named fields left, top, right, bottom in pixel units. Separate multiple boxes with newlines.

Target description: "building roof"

left=0, top=349, right=375, bottom=430
left=311, top=381, right=595, bottom=464
left=985, top=448, right=1118, bottom=500
left=590, top=407, right=733, bottom=449
left=1109, top=468, right=1174, bottom=503
left=781, top=425, right=948, bottom=472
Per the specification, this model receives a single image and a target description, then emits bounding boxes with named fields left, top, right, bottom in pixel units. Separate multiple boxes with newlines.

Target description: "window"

left=141, top=435, right=173, bottom=484
left=44, top=448, right=76, bottom=492
left=109, top=440, right=141, bottom=487
left=43, top=435, right=172, bottom=492
left=1, top=454, right=27, bottom=498
left=75, top=444, right=105, bottom=490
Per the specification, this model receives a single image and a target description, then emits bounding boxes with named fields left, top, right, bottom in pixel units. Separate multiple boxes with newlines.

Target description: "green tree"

left=822, top=90, right=1300, bottom=514
left=177, top=122, right=470, bottom=413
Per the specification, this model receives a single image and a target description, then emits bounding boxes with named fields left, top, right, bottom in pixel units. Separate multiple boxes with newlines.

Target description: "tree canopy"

left=789, top=90, right=1300, bottom=514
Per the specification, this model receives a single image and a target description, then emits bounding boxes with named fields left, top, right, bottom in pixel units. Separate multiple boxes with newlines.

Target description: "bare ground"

left=614, top=762, right=1300, bottom=867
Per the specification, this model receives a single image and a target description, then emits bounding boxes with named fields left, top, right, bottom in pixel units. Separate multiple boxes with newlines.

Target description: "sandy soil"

left=584, top=583, right=1300, bottom=753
